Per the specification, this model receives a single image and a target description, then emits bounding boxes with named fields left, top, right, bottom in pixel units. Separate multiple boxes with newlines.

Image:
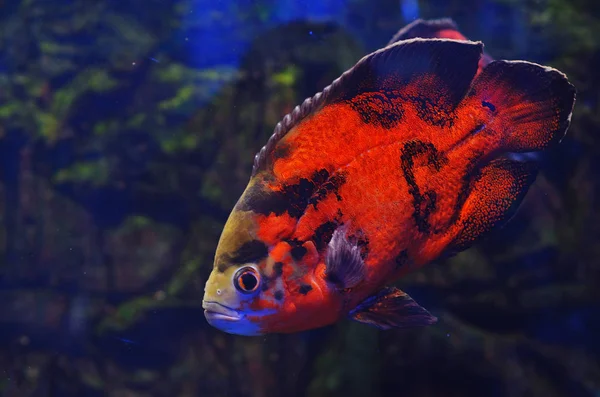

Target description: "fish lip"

left=202, top=301, right=243, bottom=321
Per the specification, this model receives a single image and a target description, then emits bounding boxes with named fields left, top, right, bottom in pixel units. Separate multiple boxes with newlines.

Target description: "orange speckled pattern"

left=256, top=212, right=296, bottom=245
left=271, top=76, right=460, bottom=181
left=249, top=40, right=574, bottom=303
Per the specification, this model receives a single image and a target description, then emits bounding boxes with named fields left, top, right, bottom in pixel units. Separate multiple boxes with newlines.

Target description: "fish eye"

left=233, top=266, right=260, bottom=294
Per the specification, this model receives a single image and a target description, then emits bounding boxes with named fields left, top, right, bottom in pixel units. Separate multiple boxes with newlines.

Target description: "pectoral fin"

left=325, top=226, right=366, bottom=290
left=349, top=287, right=437, bottom=330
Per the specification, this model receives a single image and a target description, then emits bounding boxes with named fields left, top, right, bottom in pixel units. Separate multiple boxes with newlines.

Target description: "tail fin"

left=469, top=60, right=576, bottom=152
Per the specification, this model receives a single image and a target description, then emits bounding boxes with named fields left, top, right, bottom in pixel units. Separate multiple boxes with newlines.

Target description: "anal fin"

left=349, top=287, right=437, bottom=330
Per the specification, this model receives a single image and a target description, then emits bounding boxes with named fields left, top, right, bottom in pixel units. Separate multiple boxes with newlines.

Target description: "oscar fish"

left=202, top=19, right=576, bottom=336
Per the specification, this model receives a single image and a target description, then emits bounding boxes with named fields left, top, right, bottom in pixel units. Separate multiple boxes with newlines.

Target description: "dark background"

left=0, top=0, right=599, bottom=396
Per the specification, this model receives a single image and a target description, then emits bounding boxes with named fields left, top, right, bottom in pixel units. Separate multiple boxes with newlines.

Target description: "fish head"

left=203, top=261, right=268, bottom=336
left=202, top=205, right=272, bottom=336
left=203, top=180, right=343, bottom=335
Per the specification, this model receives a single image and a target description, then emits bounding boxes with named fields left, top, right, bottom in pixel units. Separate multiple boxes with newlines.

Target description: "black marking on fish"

left=400, top=140, right=446, bottom=234
left=240, top=169, right=336, bottom=218
left=261, top=278, right=271, bottom=291
left=298, top=284, right=313, bottom=295
left=274, top=290, right=284, bottom=301
left=239, top=182, right=293, bottom=217
left=262, top=261, right=285, bottom=290
left=408, top=95, right=454, bottom=127
left=395, top=249, right=409, bottom=270
left=348, top=91, right=405, bottom=129
left=313, top=221, right=339, bottom=252
left=312, top=209, right=345, bottom=252
left=273, top=142, right=291, bottom=161
left=273, top=262, right=284, bottom=277
left=230, top=240, right=268, bottom=263
left=218, top=240, right=268, bottom=272
left=290, top=244, right=308, bottom=261
left=308, top=171, right=347, bottom=208
left=287, top=239, right=309, bottom=261
left=419, top=190, right=437, bottom=230
left=481, top=100, right=496, bottom=112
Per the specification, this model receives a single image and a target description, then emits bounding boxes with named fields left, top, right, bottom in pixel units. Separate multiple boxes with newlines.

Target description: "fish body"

left=203, top=19, right=576, bottom=336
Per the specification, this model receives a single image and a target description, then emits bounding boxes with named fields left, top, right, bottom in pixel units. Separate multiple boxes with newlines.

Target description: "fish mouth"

left=202, top=301, right=243, bottom=322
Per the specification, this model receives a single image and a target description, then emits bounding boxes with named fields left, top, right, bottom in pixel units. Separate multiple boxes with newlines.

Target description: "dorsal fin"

left=387, top=18, right=462, bottom=45
left=252, top=38, right=484, bottom=177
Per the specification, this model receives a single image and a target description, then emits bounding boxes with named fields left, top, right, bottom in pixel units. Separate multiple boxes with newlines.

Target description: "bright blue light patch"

left=400, top=0, right=420, bottom=21
left=182, top=0, right=350, bottom=104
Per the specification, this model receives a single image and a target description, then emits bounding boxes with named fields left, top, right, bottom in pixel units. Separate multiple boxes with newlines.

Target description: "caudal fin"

left=468, top=60, right=576, bottom=152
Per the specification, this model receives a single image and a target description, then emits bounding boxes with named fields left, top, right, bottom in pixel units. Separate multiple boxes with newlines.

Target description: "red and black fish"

left=202, top=19, right=576, bottom=336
